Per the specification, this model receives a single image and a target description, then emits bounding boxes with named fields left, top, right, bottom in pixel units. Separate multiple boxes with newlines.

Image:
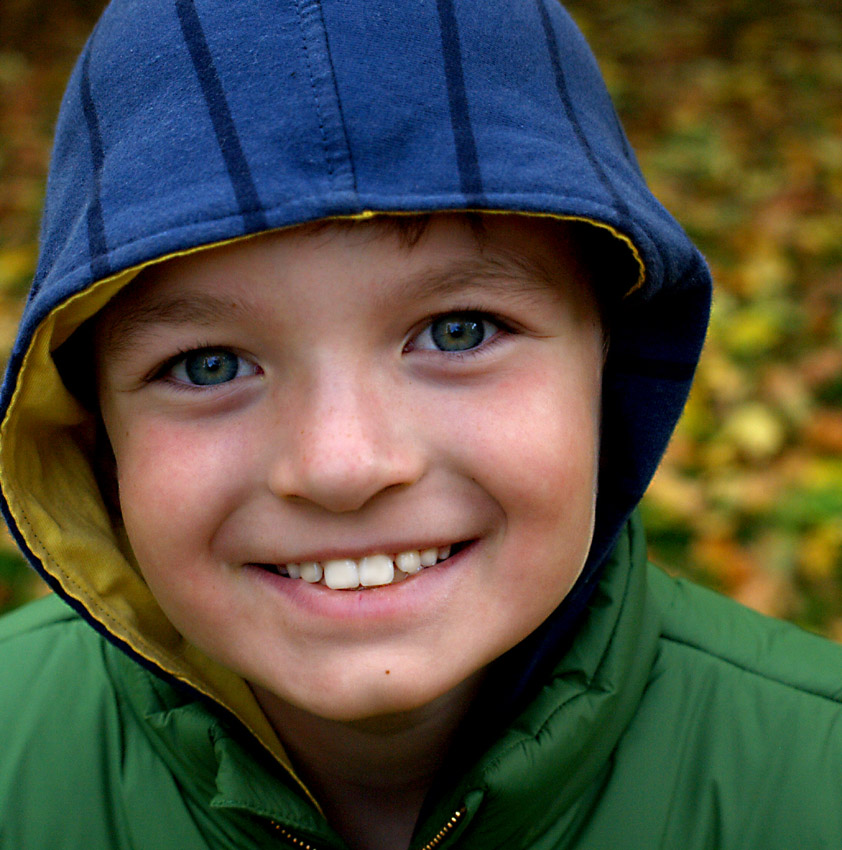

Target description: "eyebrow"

left=97, top=290, right=261, bottom=359
left=101, top=249, right=568, bottom=356
left=383, top=250, right=567, bottom=307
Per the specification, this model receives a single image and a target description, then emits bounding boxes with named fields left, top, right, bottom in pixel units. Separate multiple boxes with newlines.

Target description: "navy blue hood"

left=0, top=0, right=710, bottom=759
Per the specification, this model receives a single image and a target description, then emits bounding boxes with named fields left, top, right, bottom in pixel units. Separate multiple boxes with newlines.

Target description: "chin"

left=253, top=664, right=487, bottom=726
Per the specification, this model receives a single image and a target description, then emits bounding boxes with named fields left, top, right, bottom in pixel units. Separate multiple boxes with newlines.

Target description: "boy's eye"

left=167, top=348, right=257, bottom=386
left=414, top=312, right=500, bottom=353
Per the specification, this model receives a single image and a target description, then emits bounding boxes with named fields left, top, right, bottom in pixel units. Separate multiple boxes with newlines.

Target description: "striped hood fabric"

left=0, top=0, right=711, bottom=739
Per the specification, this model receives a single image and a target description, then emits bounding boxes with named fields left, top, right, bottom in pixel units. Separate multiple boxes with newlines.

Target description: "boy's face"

left=96, top=215, right=603, bottom=722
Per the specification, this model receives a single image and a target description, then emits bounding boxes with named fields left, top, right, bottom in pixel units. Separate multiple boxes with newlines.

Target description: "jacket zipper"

left=417, top=807, right=467, bottom=850
left=269, top=806, right=467, bottom=850
left=270, top=822, right=319, bottom=850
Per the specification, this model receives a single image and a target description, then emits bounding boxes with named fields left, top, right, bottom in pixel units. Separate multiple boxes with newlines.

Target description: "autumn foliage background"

left=0, top=1, right=840, bottom=631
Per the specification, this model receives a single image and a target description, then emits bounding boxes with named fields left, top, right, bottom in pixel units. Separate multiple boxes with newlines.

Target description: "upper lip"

left=251, top=539, right=468, bottom=566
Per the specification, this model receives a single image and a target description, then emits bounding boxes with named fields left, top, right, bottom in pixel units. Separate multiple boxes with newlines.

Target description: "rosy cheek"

left=114, top=439, right=192, bottom=540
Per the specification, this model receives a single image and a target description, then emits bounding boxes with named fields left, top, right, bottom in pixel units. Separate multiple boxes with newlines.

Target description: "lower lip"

left=244, top=542, right=477, bottom=623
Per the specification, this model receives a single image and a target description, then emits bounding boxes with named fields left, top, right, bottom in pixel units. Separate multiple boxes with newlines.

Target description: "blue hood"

left=0, top=0, right=710, bottom=758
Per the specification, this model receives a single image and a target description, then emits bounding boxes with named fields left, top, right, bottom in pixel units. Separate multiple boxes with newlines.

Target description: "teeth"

left=395, top=550, right=422, bottom=574
left=359, top=554, right=394, bottom=587
left=275, top=544, right=459, bottom=590
left=419, top=547, right=438, bottom=567
left=323, top=559, right=360, bottom=590
left=299, top=562, right=322, bottom=583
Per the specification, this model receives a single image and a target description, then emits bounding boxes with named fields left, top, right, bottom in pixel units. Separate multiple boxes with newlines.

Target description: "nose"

left=267, top=372, right=424, bottom=513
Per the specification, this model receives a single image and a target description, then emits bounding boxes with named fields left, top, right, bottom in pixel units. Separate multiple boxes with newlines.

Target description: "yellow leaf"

left=722, top=402, right=786, bottom=459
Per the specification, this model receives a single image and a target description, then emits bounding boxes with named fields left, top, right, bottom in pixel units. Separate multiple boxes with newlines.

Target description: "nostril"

left=265, top=392, right=425, bottom=513
left=269, top=451, right=425, bottom=514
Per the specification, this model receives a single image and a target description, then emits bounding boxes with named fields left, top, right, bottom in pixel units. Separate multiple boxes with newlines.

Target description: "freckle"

left=385, top=670, right=390, bottom=675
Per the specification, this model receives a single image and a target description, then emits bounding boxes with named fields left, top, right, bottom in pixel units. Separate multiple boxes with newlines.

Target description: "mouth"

left=249, top=541, right=469, bottom=590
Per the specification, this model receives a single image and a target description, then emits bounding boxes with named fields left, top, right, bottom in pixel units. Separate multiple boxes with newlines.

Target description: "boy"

left=1, top=1, right=841, bottom=849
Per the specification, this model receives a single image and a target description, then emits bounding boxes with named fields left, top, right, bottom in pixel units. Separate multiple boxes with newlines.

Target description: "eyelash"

left=148, top=344, right=260, bottom=390
left=407, top=309, right=513, bottom=359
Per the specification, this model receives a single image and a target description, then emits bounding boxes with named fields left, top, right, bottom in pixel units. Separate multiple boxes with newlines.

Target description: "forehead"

left=94, top=214, right=600, bottom=349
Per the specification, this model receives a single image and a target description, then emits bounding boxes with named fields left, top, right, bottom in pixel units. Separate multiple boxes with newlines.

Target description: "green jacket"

left=4, top=514, right=842, bottom=850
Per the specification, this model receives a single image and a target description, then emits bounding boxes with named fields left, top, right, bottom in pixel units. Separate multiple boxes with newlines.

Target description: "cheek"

left=451, top=361, right=601, bottom=509
left=440, top=354, right=601, bottom=613
left=109, top=419, right=246, bottom=565
left=109, top=426, right=252, bottom=624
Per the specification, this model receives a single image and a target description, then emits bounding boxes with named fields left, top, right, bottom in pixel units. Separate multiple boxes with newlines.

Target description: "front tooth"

left=323, top=559, right=360, bottom=589
left=396, top=550, right=422, bottom=574
left=359, top=554, right=394, bottom=587
left=299, top=562, right=322, bottom=583
left=420, top=547, right=438, bottom=567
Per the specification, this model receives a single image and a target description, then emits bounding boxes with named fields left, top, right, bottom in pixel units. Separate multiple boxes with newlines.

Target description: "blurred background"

left=0, top=0, right=840, bottom=630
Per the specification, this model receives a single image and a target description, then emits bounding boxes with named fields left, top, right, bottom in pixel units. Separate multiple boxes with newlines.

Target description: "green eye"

left=425, top=313, right=497, bottom=352
left=173, top=349, right=243, bottom=386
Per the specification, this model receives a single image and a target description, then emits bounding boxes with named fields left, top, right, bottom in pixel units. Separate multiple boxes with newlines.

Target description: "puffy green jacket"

left=4, top=514, right=842, bottom=850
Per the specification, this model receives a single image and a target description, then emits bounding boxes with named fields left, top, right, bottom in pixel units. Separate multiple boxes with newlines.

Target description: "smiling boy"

left=92, top=215, right=604, bottom=845
left=95, top=215, right=603, bottom=733
left=3, top=2, right=842, bottom=849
